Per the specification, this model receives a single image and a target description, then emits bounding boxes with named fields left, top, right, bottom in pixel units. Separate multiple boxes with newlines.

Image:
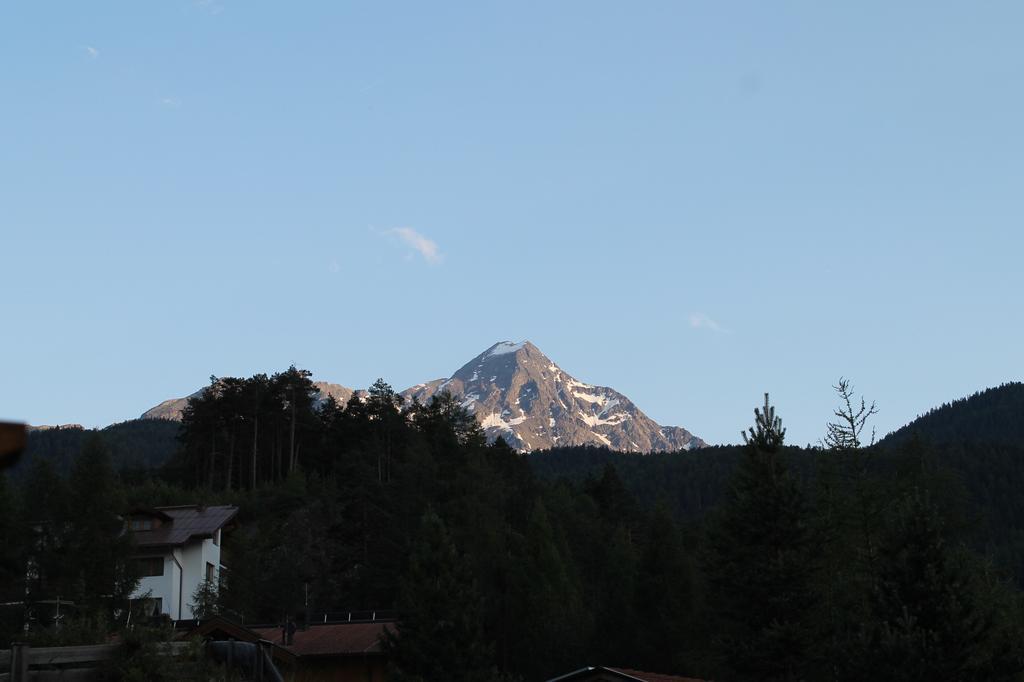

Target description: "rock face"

left=312, top=381, right=360, bottom=406
left=140, top=382, right=358, bottom=421
left=139, top=341, right=706, bottom=452
left=140, top=391, right=204, bottom=421
left=401, top=341, right=705, bottom=452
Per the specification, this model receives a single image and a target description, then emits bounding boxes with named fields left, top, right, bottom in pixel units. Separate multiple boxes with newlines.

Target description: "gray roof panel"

left=131, top=505, right=238, bottom=548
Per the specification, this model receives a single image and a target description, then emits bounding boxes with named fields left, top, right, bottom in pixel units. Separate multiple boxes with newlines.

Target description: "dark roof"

left=129, top=508, right=174, bottom=522
left=613, top=668, right=705, bottom=682
left=178, top=616, right=296, bottom=665
left=548, top=667, right=705, bottom=682
left=250, top=622, right=393, bottom=658
left=131, top=505, right=238, bottom=549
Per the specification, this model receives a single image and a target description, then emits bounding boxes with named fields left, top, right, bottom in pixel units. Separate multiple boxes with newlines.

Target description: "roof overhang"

left=128, top=508, right=175, bottom=522
left=547, top=668, right=648, bottom=682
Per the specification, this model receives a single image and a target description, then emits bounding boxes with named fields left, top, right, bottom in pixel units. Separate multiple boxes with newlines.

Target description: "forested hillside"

left=880, top=381, right=1024, bottom=448
left=7, top=372, right=1024, bottom=680
left=17, top=419, right=181, bottom=478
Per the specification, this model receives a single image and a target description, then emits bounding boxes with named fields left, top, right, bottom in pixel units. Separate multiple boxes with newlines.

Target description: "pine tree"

left=839, top=488, right=1024, bottom=681
left=0, top=473, right=26, bottom=639
left=384, top=510, right=498, bottom=682
left=414, top=390, right=486, bottom=450
left=590, top=522, right=638, bottom=665
left=19, top=457, right=72, bottom=608
left=635, top=502, right=693, bottom=673
left=65, top=435, right=138, bottom=615
left=743, top=392, right=787, bottom=451
left=584, top=464, right=637, bottom=528
left=189, top=578, right=220, bottom=619
left=705, top=394, right=816, bottom=681
left=505, top=498, right=587, bottom=680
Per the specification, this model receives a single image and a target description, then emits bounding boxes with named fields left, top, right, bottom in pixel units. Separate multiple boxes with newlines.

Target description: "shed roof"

left=613, top=668, right=705, bottom=682
left=548, top=667, right=705, bottom=682
left=131, top=505, right=238, bottom=548
left=178, top=616, right=297, bottom=665
left=250, top=621, right=393, bottom=658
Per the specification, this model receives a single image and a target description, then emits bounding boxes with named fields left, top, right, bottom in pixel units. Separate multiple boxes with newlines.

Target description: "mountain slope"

left=879, top=382, right=1024, bottom=449
left=15, top=419, right=182, bottom=477
left=401, top=341, right=704, bottom=452
left=139, top=341, right=705, bottom=452
left=140, top=382, right=357, bottom=421
left=140, top=390, right=204, bottom=420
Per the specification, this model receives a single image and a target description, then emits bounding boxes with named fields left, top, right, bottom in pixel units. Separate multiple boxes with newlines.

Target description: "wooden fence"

left=1, top=640, right=283, bottom=682
left=0, top=642, right=188, bottom=682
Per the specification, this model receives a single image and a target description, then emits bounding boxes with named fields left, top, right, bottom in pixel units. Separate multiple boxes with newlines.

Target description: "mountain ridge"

left=878, top=381, right=1024, bottom=449
left=400, top=341, right=704, bottom=452
left=140, top=340, right=706, bottom=453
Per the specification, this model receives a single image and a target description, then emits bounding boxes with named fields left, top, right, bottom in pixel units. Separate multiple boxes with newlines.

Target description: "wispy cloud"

left=386, top=227, right=442, bottom=265
left=84, top=45, right=99, bottom=59
left=689, top=312, right=729, bottom=334
left=160, top=97, right=181, bottom=108
left=194, top=0, right=224, bottom=15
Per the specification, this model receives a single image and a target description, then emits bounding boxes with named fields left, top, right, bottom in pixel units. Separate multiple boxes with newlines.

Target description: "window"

left=134, top=598, right=162, bottom=618
left=206, top=562, right=216, bottom=583
left=136, top=557, right=164, bottom=577
left=130, top=518, right=152, bottom=531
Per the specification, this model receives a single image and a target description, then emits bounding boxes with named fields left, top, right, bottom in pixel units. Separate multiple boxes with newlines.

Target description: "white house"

left=127, top=505, right=238, bottom=620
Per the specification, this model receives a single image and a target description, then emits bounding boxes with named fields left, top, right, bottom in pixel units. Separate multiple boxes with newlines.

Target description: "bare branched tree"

left=824, top=378, right=878, bottom=451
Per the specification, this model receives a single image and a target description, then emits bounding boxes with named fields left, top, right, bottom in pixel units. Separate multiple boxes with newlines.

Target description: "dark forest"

left=5, top=373, right=1024, bottom=681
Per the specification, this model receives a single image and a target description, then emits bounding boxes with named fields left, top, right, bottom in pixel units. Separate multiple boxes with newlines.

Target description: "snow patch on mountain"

left=486, top=341, right=526, bottom=357
left=579, top=411, right=630, bottom=427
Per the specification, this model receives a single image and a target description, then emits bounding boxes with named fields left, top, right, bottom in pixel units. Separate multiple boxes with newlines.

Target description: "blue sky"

left=2, top=1, right=1022, bottom=445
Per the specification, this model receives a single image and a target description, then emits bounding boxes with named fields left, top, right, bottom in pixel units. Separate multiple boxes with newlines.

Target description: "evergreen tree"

left=591, top=522, right=638, bottom=664
left=270, top=366, right=320, bottom=478
left=506, top=497, right=587, bottom=680
left=384, top=510, right=497, bottom=682
left=413, top=390, right=486, bottom=451
left=634, top=502, right=693, bottom=673
left=705, top=394, right=816, bottom=681
left=584, top=464, right=638, bottom=528
left=0, top=473, right=26, bottom=639
left=19, top=457, right=72, bottom=610
left=839, top=488, right=1024, bottom=681
left=65, top=435, right=138, bottom=615
left=189, top=577, right=220, bottom=619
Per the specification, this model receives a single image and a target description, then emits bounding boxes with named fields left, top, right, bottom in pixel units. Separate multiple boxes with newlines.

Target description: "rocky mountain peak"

left=140, top=340, right=706, bottom=453
left=401, top=340, right=705, bottom=453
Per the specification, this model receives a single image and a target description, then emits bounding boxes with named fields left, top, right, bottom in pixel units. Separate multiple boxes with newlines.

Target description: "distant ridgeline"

left=16, top=381, right=1024, bottom=513
left=877, top=381, right=1024, bottom=449
left=15, top=380, right=1024, bottom=585
left=15, top=419, right=181, bottom=478
left=534, top=382, right=1024, bottom=499
left=529, top=383, right=1024, bottom=586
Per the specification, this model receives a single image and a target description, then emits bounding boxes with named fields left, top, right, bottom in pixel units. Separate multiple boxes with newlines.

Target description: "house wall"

left=181, top=534, right=221, bottom=619
left=132, top=533, right=221, bottom=620
left=132, top=547, right=184, bottom=619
